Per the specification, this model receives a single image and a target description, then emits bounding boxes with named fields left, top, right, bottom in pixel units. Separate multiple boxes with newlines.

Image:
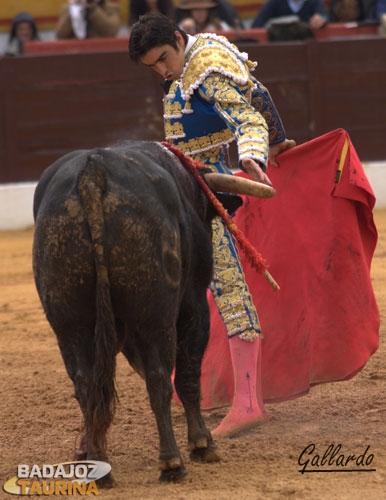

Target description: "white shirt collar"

left=185, top=34, right=197, bottom=55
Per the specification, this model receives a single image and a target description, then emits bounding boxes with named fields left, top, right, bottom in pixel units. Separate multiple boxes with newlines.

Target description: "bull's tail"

left=77, top=152, right=118, bottom=457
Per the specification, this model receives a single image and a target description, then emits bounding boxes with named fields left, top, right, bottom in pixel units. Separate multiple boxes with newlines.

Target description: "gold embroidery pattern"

left=181, top=35, right=255, bottom=100
left=164, top=85, right=185, bottom=139
left=170, top=129, right=234, bottom=155
left=163, top=99, right=183, bottom=117
left=210, top=217, right=262, bottom=340
left=201, top=74, right=269, bottom=164
left=191, top=148, right=228, bottom=172
left=164, top=120, right=185, bottom=140
left=182, top=101, right=193, bottom=114
left=251, top=84, right=286, bottom=145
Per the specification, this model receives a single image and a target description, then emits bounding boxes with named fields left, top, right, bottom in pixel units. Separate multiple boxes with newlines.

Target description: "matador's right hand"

left=240, top=158, right=273, bottom=187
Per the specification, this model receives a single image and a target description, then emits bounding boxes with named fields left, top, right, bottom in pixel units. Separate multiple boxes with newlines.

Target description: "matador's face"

left=140, top=31, right=186, bottom=82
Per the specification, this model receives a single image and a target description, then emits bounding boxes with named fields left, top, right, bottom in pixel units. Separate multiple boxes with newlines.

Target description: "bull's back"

left=33, top=145, right=185, bottom=323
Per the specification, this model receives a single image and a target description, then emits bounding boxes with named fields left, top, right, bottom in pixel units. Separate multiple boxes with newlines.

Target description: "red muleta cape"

left=199, top=128, right=380, bottom=409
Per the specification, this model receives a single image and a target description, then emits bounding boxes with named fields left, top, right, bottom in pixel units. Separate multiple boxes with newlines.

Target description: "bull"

left=32, top=140, right=271, bottom=484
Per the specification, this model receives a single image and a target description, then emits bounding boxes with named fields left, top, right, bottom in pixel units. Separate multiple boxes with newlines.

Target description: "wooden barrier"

left=0, top=35, right=385, bottom=183
left=24, top=36, right=131, bottom=56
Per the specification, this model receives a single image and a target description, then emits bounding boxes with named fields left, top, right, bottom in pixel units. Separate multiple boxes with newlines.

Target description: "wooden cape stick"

left=203, top=172, right=276, bottom=199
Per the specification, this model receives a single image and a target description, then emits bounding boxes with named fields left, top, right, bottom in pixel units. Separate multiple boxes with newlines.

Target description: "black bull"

left=32, top=141, right=243, bottom=483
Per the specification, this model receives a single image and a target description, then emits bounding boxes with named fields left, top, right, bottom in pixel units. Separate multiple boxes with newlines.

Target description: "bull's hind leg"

left=140, top=340, right=187, bottom=482
left=174, top=297, right=220, bottom=464
left=55, top=329, right=115, bottom=487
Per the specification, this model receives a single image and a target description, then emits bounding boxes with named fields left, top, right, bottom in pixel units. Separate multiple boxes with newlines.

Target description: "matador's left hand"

left=269, top=139, right=296, bottom=167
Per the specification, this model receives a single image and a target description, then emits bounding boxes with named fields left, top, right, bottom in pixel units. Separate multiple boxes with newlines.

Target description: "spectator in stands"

left=329, top=0, right=376, bottom=23
left=129, top=0, right=176, bottom=26
left=5, top=12, right=39, bottom=56
left=177, top=0, right=232, bottom=34
left=251, top=0, right=328, bottom=29
left=215, top=0, right=244, bottom=28
left=56, top=0, right=120, bottom=39
left=376, top=0, right=386, bottom=33
left=176, top=0, right=242, bottom=28
left=376, top=0, right=386, bottom=16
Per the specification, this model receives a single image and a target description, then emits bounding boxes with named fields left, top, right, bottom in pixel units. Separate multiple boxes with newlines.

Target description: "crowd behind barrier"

left=0, top=0, right=385, bottom=48
left=19, top=22, right=379, bottom=56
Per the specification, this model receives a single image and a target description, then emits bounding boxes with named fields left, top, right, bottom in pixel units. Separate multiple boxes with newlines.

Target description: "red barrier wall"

left=1, top=34, right=385, bottom=183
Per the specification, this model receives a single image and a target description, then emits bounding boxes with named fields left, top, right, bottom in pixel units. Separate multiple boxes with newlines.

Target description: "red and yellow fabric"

left=199, top=128, right=380, bottom=408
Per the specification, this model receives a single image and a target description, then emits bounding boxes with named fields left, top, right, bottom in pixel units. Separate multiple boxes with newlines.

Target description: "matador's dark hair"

left=129, top=14, right=188, bottom=63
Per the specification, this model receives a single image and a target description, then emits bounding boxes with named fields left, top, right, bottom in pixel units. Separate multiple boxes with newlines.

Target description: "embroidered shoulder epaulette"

left=180, top=33, right=257, bottom=101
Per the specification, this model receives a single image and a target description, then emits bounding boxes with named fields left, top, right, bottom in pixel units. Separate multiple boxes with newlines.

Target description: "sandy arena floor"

left=0, top=211, right=385, bottom=500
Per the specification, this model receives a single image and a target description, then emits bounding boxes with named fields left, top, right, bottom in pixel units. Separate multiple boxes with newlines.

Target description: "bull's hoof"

left=97, top=471, right=115, bottom=488
left=73, top=449, right=88, bottom=461
left=159, top=466, right=187, bottom=482
left=190, top=443, right=220, bottom=463
left=73, top=449, right=114, bottom=487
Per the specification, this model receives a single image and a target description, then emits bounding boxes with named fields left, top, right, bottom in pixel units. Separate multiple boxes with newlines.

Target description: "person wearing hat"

left=177, top=0, right=232, bottom=34
left=5, top=12, right=39, bottom=56
left=129, top=14, right=295, bottom=438
left=176, top=0, right=243, bottom=28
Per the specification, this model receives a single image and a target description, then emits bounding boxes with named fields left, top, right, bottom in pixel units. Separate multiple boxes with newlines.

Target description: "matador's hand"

left=269, top=139, right=296, bottom=167
left=240, top=158, right=273, bottom=187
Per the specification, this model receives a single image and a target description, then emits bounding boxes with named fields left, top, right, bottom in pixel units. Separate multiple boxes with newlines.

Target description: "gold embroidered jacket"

left=163, top=33, right=286, bottom=169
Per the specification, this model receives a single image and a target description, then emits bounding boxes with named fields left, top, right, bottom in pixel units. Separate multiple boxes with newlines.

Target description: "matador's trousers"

left=194, top=147, right=263, bottom=341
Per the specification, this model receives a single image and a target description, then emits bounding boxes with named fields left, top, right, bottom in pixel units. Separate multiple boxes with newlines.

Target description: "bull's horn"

left=204, top=173, right=276, bottom=198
